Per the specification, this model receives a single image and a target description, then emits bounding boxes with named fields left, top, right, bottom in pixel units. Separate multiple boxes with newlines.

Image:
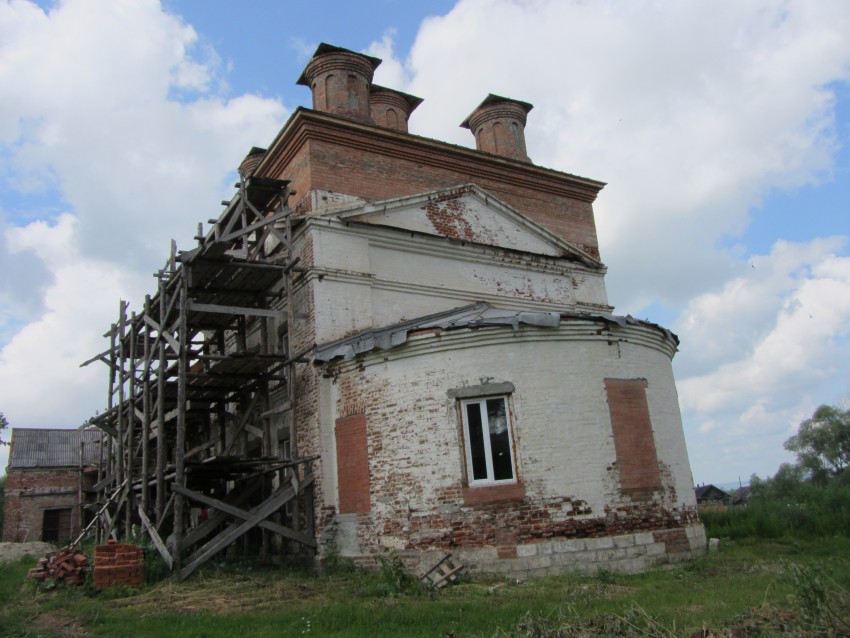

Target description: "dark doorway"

left=42, top=508, right=72, bottom=542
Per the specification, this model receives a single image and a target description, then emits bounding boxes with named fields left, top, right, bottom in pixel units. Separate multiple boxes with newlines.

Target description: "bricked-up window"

left=605, top=378, right=662, bottom=496
left=461, top=396, right=516, bottom=485
left=335, top=414, right=371, bottom=514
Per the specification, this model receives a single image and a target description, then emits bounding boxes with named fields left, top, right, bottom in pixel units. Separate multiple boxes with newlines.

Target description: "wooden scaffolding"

left=81, top=170, right=315, bottom=580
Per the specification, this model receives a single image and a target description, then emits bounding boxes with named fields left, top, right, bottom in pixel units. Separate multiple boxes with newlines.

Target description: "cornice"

left=307, top=268, right=612, bottom=315
left=323, top=320, right=678, bottom=374
left=256, top=108, right=606, bottom=204
left=302, top=215, right=606, bottom=277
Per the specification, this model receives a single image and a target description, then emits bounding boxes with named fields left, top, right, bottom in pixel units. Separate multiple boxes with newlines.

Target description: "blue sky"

left=1, top=0, right=849, bottom=484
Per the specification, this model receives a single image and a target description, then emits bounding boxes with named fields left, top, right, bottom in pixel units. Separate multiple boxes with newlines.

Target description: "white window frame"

left=460, top=395, right=517, bottom=486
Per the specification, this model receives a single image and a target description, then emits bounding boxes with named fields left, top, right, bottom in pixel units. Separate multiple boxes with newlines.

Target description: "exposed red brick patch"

left=462, top=482, right=526, bottom=506
left=335, top=414, right=370, bottom=514
left=425, top=197, right=477, bottom=241
left=495, top=526, right=519, bottom=559
left=605, top=378, right=662, bottom=496
left=652, top=528, right=690, bottom=554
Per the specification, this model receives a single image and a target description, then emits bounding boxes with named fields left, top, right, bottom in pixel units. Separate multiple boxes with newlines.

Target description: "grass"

left=701, top=479, right=850, bottom=541
left=1, top=538, right=849, bottom=637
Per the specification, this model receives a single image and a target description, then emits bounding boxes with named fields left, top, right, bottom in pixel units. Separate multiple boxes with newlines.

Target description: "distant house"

left=694, top=484, right=731, bottom=506
left=2, top=428, right=102, bottom=543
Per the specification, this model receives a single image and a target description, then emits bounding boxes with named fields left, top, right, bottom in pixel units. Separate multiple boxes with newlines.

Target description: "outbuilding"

left=2, top=428, right=102, bottom=543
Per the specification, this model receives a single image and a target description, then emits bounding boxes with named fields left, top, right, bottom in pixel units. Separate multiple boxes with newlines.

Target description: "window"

left=461, top=396, right=516, bottom=485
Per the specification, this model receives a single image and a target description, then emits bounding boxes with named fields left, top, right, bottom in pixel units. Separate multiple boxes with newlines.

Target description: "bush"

left=372, top=551, right=428, bottom=598
left=702, top=477, right=850, bottom=540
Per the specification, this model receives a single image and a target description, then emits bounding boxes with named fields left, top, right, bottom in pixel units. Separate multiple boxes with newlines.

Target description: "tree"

left=0, top=411, right=8, bottom=446
left=751, top=463, right=807, bottom=499
left=784, top=404, right=850, bottom=484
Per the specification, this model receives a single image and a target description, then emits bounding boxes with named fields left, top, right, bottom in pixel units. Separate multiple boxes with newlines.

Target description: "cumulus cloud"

left=371, top=0, right=850, bottom=481
left=677, top=240, right=850, bottom=413
left=367, top=29, right=410, bottom=90
left=0, top=0, right=289, bottom=461
left=676, top=239, right=850, bottom=478
left=675, top=238, right=850, bottom=377
left=398, top=0, right=850, bottom=312
left=2, top=0, right=849, bottom=483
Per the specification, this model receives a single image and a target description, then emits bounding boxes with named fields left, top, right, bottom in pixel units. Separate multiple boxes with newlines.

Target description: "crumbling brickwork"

left=311, top=316, right=703, bottom=574
left=186, top=42, right=705, bottom=575
left=260, top=115, right=603, bottom=260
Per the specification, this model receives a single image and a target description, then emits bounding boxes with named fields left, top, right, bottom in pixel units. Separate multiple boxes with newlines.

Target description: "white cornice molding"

left=303, top=215, right=607, bottom=278
left=324, top=321, right=678, bottom=374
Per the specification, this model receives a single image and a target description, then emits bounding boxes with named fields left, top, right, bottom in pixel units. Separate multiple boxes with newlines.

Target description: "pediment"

left=331, top=184, right=599, bottom=265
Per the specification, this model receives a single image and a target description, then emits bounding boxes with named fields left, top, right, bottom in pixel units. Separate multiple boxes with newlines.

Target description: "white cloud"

left=678, top=241, right=850, bottom=415
left=401, top=0, right=850, bottom=311
left=7, top=213, right=77, bottom=265
left=1, top=1, right=288, bottom=263
left=676, top=239, right=850, bottom=478
left=0, top=213, right=145, bottom=472
left=2, top=0, right=850, bottom=485
left=384, top=0, right=850, bottom=481
left=674, top=238, right=849, bottom=376
left=0, top=0, right=289, bottom=454
left=366, top=29, right=410, bottom=90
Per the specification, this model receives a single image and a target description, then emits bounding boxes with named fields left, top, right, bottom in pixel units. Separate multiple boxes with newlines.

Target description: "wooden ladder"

left=420, top=553, right=466, bottom=589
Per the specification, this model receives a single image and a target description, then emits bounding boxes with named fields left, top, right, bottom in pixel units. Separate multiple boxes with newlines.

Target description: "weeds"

left=702, top=480, right=850, bottom=540
left=2, top=538, right=850, bottom=637
left=372, top=550, right=428, bottom=598
left=489, top=603, right=677, bottom=638
left=784, top=560, right=850, bottom=635
left=321, top=542, right=356, bottom=576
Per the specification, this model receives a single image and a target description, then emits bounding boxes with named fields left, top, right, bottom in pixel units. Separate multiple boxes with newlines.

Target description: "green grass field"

left=2, top=535, right=849, bottom=637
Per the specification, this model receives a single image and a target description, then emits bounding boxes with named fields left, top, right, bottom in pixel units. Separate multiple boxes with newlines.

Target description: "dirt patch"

left=116, top=574, right=325, bottom=615
left=0, top=541, right=56, bottom=563
left=28, top=610, right=90, bottom=638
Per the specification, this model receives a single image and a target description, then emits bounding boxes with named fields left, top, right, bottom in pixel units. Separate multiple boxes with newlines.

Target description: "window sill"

left=462, top=482, right=526, bottom=505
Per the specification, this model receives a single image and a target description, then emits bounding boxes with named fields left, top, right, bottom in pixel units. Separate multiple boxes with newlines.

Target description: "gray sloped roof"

left=7, top=428, right=103, bottom=469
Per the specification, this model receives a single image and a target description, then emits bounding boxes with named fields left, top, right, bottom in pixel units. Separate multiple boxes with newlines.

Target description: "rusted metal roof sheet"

left=7, top=428, right=103, bottom=469
left=313, top=301, right=678, bottom=363
left=315, top=301, right=560, bottom=361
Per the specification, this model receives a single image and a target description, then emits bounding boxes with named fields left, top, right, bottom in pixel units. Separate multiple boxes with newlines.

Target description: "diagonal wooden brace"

left=138, top=505, right=174, bottom=571
left=174, top=476, right=316, bottom=581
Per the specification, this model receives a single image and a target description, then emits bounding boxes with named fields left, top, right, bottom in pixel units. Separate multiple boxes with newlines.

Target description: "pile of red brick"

left=28, top=547, right=89, bottom=586
left=93, top=543, right=145, bottom=590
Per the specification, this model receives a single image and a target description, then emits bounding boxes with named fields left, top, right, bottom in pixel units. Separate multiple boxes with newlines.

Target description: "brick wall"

left=93, top=543, right=144, bottom=590
left=259, top=110, right=603, bottom=260
left=250, top=97, right=703, bottom=573
left=256, top=98, right=608, bottom=555
left=2, top=468, right=91, bottom=542
left=305, top=206, right=610, bottom=350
